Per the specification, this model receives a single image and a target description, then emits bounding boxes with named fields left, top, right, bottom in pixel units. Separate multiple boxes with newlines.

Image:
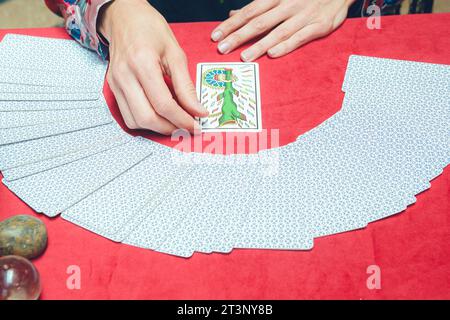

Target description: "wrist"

left=98, top=1, right=117, bottom=41
left=98, top=0, right=150, bottom=42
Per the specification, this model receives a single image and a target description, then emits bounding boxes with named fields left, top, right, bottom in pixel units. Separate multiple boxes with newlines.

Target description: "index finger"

left=133, top=57, right=200, bottom=133
left=211, top=0, right=279, bottom=42
left=167, top=50, right=209, bottom=118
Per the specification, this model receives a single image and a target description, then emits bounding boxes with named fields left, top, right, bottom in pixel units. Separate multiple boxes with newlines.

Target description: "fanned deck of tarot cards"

left=0, top=34, right=449, bottom=258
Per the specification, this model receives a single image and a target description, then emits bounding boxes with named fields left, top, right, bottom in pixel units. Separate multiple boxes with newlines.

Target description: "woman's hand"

left=99, top=0, right=208, bottom=134
left=211, top=0, right=354, bottom=61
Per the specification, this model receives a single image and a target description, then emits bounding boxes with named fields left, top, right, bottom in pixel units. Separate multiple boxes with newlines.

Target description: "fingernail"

left=218, top=42, right=231, bottom=54
left=241, top=50, right=253, bottom=62
left=268, top=48, right=277, bottom=57
left=211, top=30, right=223, bottom=42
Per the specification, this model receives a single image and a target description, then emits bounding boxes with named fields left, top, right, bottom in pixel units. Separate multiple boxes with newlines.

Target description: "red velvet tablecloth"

left=0, top=13, right=449, bottom=300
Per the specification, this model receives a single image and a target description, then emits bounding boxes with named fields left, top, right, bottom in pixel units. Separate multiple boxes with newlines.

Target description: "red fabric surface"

left=0, top=13, right=449, bottom=299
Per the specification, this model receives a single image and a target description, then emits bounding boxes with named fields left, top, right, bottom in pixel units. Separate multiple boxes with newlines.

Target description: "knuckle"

left=128, top=49, right=145, bottom=70
left=319, top=21, right=334, bottom=35
left=127, top=45, right=157, bottom=71
left=135, top=113, right=157, bottom=129
left=275, top=26, right=291, bottom=41
left=291, top=33, right=304, bottom=47
left=252, top=18, right=267, bottom=32
left=124, top=119, right=138, bottom=130
left=242, top=6, right=255, bottom=20
left=251, top=42, right=265, bottom=54
left=229, top=33, right=242, bottom=45
left=154, top=99, right=175, bottom=117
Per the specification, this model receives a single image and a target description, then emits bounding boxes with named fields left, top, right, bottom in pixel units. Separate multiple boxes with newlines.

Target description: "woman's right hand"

left=99, top=0, right=208, bottom=134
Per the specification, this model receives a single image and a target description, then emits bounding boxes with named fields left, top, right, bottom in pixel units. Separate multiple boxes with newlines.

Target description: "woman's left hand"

left=211, top=0, right=355, bottom=61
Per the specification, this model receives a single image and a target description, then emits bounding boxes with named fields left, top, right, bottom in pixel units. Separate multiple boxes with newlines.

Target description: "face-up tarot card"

left=196, top=62, right=262, bottom=132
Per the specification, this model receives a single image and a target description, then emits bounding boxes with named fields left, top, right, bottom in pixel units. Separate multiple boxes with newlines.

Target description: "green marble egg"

left=0, top=215, right=47, bottom=259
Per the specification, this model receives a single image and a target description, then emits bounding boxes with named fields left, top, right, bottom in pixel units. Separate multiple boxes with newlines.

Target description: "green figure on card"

left=216, top=68, right=246, bottom=126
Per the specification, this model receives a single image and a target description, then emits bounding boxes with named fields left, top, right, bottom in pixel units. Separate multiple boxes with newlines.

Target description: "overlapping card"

left=0, top=34, right=449, bottom=257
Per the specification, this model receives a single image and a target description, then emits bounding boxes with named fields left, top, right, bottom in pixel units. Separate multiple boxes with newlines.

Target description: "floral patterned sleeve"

left=44, top=0, right=113, bottom=60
